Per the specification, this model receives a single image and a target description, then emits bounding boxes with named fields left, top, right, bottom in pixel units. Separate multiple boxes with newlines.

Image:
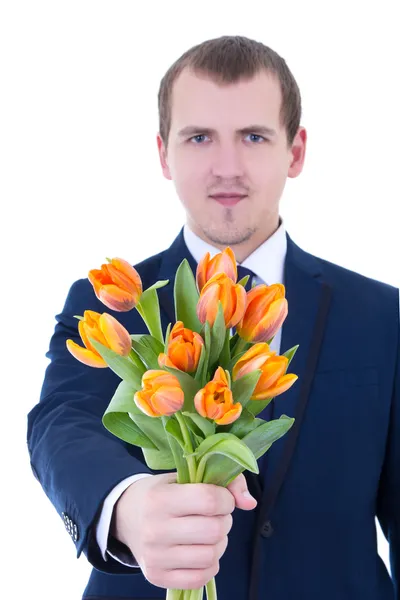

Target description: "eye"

left=246, top=133, right=266, bottom=143
left=189, top=134, right=210, bottom=144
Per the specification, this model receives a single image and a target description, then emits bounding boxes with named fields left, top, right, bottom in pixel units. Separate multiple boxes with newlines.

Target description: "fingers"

left=162, top=483, right=236, bottom=517
left=148, top=537, right=228, bottom=570
left=226, top=473, right=257, bottom=510
left=162, top=514, right=233, bottom=545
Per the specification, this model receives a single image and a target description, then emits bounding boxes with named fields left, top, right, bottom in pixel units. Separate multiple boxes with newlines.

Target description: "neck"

left=187, top=217, right=281, bottom=263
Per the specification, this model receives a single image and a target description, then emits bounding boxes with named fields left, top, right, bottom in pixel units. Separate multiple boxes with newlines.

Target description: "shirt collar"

left=183, top=218, right=287, bottom=285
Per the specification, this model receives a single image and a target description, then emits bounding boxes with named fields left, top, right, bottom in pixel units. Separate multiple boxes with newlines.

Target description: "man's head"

left=156, top=35, right=306, bottom=256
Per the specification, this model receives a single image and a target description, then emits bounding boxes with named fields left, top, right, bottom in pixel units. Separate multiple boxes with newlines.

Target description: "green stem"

left=136, top=298, right=164, bottom=344
left=175, top=411, right=197, bottom=482
left=205, top=577, right=217, bottom=600
left=166, top=588, right=183, bottom=600
left=195, top=454, right=208, bottom=483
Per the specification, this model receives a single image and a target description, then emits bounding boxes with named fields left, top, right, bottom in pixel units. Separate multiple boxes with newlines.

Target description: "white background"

left=1, top=1, right=399, bottom=598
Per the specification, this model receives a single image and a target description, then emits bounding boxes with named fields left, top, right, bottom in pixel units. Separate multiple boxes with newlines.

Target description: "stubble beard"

left=201, top=207, right=257, bottom=247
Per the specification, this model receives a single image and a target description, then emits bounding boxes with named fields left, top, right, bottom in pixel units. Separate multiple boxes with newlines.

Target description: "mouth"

left=209, top=193, right=247, bottom=207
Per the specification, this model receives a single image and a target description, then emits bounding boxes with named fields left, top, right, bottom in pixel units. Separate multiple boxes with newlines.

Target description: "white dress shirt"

left=96, top=218, right=288, bottom=566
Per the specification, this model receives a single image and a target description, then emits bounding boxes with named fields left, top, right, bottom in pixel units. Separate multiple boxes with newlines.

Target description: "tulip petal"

left=194, top=389, right=207, bottom=417
left=251, top=298, right=288, bottom=343
left=215, top=402, right=242, bottom=425
left=226, top=283, right=248, bottom=328
left=98, top=284, right=136, bottom=312
left=79, top=316, right=108, bottom=354
left=110, top=258, right=142, bottom=291
left=66, top=339, right=107, bottom=368
left=158, top=353, right=176, bottom=369
left=196, top=252, right=210, bottom=292
left=99, top=313, right=132, bottom=356
left=197, top=281, right=220, bottom=326
left=134, top=389, right=159, bottom=416
left=233, top=343, right=273, bottom=380
left=151, top=386, right=184, bottom=416
left=252, top=373, right=298, bottom=400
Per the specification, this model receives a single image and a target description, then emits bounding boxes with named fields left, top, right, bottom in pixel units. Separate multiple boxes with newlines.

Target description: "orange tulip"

left=197, top=273, right=247, bottom=329
left=134, top=370, right=184, bottom=417
left=88, top=258, right=142, bottom=312
left=232, top=342, right=276, bottom=379
left=233, top=345, right=297, bottom=400
left=158, top=321, right=204, bottom=373
left=66, top=310, right=131, bottom=368
left=236, top=283, right=288, bottom=343
left=196, top=247, right=237, bottom=292
left=194, top=367, right=242, bottom=425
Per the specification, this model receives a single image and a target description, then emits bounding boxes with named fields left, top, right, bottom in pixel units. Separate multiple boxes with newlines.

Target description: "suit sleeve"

left=27, top=278, right=153, bottom=574
left=376, top=290, right=400, bottom=598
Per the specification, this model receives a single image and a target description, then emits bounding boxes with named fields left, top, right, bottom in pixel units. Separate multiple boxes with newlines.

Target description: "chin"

left=202, top=223, right=256, bottom=247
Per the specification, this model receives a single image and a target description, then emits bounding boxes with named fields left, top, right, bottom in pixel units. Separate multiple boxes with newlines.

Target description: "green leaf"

left=237, top=275, right=250, bottom=288
left=164, top=416, right=186, bottom=451
left=193, top=433, right=259, bottom=476
left=282, top=344, right=299, bottom=367
left=202, top=415, right=295, bottom=486
left=89, top=339, right=143, bottom=388
left=130, top=335, right=164, bottom=369
left=130, top=412, right=169, bottom=452
left=136, top=287, right=164, bottom=344
left=174, top=259, right=202, bottom=333
left=246, top=396, right=273, bottom=417
left=102, top=381, right=157, bottom=449
left=162, top=416, right=190, bottom=483
left=231, top=370, right=262, bottom=408
left=142, top=446, right=176, bottom=470
left=243, top=415, right=295, bottom=460
left=145, top=279, right=169, bottom=293
left=163, top=367, right=202, bottom=412
left=194, top=342, right=207, bottom=383
left=182, top=411, right=215, bottom=437
left=219, top=330, right=231, bottom=370
left=164, top=323, right=172, bottom=353
left=209, top=302, right=226, bottom=365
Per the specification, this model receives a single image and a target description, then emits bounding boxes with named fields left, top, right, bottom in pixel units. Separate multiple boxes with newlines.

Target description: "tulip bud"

left=88, top=258, right=142, bottom=312
left=194, top=367, right=242, bottom=425
left=233, top=345, right=297, bottom=400
left=232, top=343, right=276, bottom=379
left=158, top=321, right=204, bottom=373
left=197, top=273, right=247, bottom=329
left=236, top=283, right=288, bottom=343
left=196, top=247, right=237, bottom=292
left=134, top=370, right=184, bottom=417
left=66, top=310, right=131, bottom=368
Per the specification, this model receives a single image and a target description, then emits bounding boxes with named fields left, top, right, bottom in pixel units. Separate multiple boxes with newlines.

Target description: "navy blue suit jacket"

left=27, top=230, right=400, bottom=600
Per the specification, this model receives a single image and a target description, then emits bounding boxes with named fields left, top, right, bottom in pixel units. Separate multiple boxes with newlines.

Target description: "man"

left=27, top=35, right=399, bottom=600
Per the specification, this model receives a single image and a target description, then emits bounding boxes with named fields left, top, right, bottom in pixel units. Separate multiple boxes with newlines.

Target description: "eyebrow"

left=177, top=125, right=277, bottom=138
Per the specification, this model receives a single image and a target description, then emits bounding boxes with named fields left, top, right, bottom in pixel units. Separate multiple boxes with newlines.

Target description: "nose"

left=211, top=143, right=245, bottom=179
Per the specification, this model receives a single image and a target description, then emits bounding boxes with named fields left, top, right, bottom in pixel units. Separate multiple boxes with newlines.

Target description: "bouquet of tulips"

left=66, top=248, right=298, bottom=600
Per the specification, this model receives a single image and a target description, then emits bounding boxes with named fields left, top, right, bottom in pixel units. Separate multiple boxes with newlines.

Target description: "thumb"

left=226, top=473, right=257, bottom=511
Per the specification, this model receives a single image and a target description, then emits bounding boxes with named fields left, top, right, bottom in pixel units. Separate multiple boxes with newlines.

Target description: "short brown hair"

left=158, top=35, right=302, bottom=147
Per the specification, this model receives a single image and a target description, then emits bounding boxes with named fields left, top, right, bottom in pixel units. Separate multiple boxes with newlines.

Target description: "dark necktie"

left=238, top=265, right=273, bottom=462
left=237, top=265, right=256, bottom=291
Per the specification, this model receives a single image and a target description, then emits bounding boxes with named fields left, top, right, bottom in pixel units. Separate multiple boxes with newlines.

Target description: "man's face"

left=157, top=68, right=306, bottom=247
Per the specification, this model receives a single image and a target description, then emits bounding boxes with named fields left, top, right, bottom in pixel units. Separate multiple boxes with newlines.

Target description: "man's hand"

left=113, top=472, right=257, bottom=590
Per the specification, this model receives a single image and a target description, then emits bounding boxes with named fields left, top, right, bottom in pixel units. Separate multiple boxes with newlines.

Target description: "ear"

left=287, top=127, right=307, bottom=178
left=157, top=134, right=172, bottom=180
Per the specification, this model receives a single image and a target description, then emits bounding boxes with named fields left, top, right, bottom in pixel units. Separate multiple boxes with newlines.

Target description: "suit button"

left=260, top=520, right=274, bottom=538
